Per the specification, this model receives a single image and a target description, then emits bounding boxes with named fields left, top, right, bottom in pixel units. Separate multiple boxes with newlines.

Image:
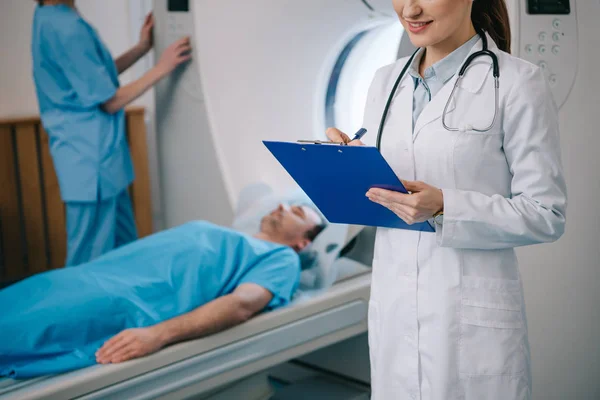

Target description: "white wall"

left=0, top=1, right=38, bottom=117
left=0, top=0, right=163, bottom=229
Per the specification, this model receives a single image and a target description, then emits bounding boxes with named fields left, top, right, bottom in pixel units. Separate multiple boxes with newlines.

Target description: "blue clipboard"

left=263, top=141, right=435, bottom=232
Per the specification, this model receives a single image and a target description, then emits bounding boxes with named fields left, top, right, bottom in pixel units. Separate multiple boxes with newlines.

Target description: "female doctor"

left=32, top=0, right=191, bottom=266
left=327, top=0, right=567, bottom=399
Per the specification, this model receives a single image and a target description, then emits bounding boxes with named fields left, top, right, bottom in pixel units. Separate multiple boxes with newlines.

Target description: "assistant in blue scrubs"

left=31, top=1, right=192, bottom=266
left=32, top=3, right=134, bottom=266
left=0, top=221, right=302, bottom=378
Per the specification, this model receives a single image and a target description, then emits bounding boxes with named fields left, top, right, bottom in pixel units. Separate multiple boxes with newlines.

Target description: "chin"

left=406, top=32, right=441, bottom=49
left=258, top=218, right=270, bottom=232
left=407, top=35, right=429, bottom=49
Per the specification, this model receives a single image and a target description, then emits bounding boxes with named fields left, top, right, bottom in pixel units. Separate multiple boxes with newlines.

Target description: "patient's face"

left=260, top=204, right=320, bottom=252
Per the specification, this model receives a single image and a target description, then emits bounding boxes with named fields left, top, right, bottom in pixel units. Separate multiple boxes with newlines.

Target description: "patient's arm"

left=96, top=283, right=272, bottom=364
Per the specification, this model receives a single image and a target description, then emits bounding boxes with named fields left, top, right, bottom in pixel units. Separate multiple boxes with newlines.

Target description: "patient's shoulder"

left=264, top=246, right=301, bottom=272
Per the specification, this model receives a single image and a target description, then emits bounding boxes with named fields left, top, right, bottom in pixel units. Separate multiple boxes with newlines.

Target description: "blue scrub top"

left=31, top=4, right=134, bottom=202
left=0, top=221, right=301, bottom=378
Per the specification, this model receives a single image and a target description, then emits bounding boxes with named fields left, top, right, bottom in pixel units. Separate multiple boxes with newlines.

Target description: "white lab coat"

left=363, top=34, right=567, bottom=400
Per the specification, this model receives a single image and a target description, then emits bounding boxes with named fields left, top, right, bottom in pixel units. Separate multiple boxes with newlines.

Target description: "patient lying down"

left=0, top=204, right=324, bottom=379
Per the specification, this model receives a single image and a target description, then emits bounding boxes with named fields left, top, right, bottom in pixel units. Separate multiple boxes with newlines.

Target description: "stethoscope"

left=375, top=30, right=500, bottom=150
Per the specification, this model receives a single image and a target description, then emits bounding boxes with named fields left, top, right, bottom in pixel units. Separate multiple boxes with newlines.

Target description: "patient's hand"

left=96, top=327, right=164, bottom=364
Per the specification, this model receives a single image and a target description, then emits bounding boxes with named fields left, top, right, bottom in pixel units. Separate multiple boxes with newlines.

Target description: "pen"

left=351, top=128, right=367, bottom=142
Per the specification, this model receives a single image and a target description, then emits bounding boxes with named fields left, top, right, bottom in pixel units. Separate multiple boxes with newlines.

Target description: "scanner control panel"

left=166, top=0, right=203, bottom=101
left=516, top=0, right=577, bottom=108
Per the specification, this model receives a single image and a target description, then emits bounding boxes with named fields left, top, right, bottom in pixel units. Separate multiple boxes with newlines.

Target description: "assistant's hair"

left=471, top=0, right=512, bottom=53
left=305, top=223, right=326, bottom=242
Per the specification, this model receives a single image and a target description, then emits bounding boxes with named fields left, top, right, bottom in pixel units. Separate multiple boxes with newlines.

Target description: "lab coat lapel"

left=380, top=69, right=414, bottom=162
left=397, top=74, right=415, bottom=154
left=412, top=76, right=458, bottom=141
left=412, top=33, right=495, bottom=142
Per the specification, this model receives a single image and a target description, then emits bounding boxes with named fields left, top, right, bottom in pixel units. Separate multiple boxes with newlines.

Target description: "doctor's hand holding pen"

left=326, top=127, right=444, bottom=225
left=325, top=127, right=365, bottom=146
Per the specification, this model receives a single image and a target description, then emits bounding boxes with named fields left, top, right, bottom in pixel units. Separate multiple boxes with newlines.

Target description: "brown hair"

left=304, top=223, right=326, bottom=242
left=471, top=0, right=512, bottom=53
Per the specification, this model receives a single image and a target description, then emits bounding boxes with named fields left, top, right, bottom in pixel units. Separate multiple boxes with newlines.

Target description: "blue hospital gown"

left=0, top=222, right=301, bottom=379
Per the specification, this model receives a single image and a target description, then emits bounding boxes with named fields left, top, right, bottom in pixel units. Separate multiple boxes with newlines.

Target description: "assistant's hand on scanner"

left=157, top=37, right=193, bottom=75
left=103, top=33, right=192, bottom=114
left=138, top=12, right=155, bottom=54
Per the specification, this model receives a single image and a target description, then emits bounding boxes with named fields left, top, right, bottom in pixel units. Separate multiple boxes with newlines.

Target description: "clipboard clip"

left=297, top=139, right=346, bottom=145
left=296, top=128, right=367, bottom=146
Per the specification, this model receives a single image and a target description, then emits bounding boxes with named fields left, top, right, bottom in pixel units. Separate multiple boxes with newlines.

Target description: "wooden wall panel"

left=0, top=107, right=152, bottom=284
left=126, top=109, right=153, bottom=238
left=39, top=126, right=66, bottom=269
left=14, top=124, right=48, bottom=275
left=0, top=126, right=26, bottom=280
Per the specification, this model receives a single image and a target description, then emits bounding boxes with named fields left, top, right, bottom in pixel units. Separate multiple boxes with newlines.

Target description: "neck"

left=41, top=0, right=75, bottom=8
left=254, top=232, right=281, bottom=245
left=420, top=23, right=477, bottom=76
left=254, top=232, right=298, bottom=252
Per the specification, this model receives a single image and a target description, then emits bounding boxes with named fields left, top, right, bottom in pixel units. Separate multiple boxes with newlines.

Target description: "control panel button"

left=552, top=19, right=561, bottom=30
left=525, top=44, right=534, bottom=54
left=553, top=32, right=561, bottom=42
left=538, top=45, right=547, bottom=55
left=549, top=74, right=558, bottom=87
left=552, top=45, right=560, bottom=55
left=538, top=32, right=547, bottom=42
left=538, top=61, right=548, bottom=70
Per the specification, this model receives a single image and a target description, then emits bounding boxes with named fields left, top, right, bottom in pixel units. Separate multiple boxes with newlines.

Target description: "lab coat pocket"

left=459, top=276, right=527, bottom=377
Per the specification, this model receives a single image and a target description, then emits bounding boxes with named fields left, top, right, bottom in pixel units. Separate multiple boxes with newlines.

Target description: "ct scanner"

left=2, top=0, right=595, bottom=398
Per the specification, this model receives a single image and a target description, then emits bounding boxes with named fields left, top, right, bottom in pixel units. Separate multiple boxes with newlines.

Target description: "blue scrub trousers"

left=65, top=190, right=138, bottom=267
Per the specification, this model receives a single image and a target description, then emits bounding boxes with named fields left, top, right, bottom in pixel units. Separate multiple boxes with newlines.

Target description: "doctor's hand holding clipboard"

left=324, top=127, right=444, bottom=226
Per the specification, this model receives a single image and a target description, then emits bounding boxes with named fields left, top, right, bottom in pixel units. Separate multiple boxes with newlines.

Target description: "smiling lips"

left=406, top=20, right=433, bottom=33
